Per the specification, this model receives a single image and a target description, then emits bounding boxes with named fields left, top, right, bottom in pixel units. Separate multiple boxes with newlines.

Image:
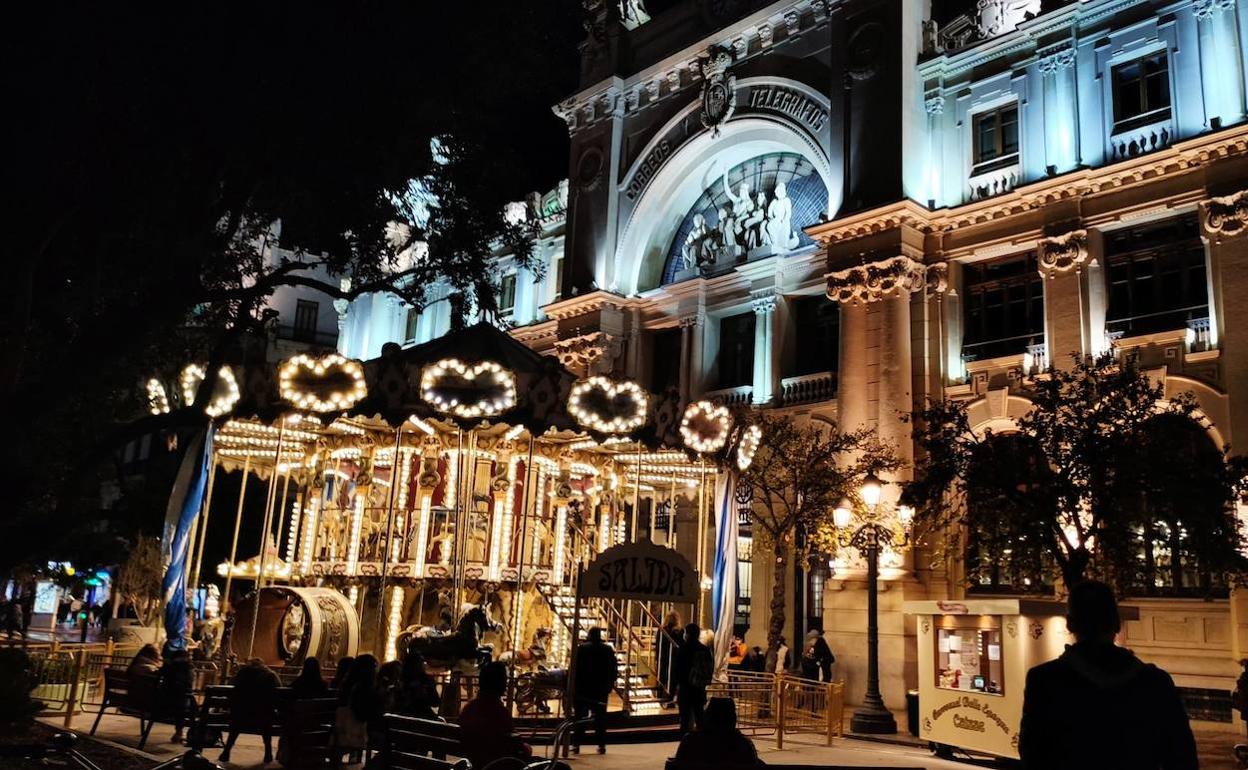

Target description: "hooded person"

left=1018, top=581, right=1197, bottom=770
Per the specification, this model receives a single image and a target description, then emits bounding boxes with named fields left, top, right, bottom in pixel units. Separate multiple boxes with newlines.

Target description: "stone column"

left=751, top=291, right=780, bottom=405
left=678, top=313, right=706, bottom=401
left=1195, top=0, right=1247, bottom=129
left=837, top=301, right=870, bottom=432
left=879, top=292, right=914, bottom=466
left=827, top=256, right=934, bottom=442
left=1038, top=44, right=1079, bottom=174
left=1201, top=190, right=1248, bottom=451
left=1039, top=229, right=1091, bottom=367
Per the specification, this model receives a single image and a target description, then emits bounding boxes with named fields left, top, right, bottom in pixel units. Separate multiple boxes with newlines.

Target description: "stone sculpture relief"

left=679, top=171, right=803, bottom=272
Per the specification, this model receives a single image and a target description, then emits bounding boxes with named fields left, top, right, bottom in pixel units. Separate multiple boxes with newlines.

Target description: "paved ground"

left=47, top=712, right=1248, bottom=769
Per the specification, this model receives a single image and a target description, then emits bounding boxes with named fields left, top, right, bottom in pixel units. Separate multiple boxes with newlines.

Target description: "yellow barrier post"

left=776, top=676, right=786, bottom=749
left=63, top=648, right=87, bottom=727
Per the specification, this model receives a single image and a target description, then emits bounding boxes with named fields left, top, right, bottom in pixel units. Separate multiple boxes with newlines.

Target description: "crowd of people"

left=104, top=580, right=1211, bottom=770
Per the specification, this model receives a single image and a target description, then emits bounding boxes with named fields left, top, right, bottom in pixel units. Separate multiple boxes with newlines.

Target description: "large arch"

left=614, top=83, right=835, bottom=296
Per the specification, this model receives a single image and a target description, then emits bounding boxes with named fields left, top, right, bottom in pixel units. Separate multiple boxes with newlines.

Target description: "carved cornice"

left=1194, top=0, right=1236, bottom=20
left=826, top=257, right=942, bottom=304
left=750, top=288, right=779, bottom=314
left=554, top=0, right=829, bottom=136
left=1037, top=45, right=1075, bottom=74
left=554, top=331, right=623, bottom=376
left=1201, top=190, right=1248, bottom=240
left=541, top=290, right=631, bottom=322
left=1037, top=229, right=1089, bottom=276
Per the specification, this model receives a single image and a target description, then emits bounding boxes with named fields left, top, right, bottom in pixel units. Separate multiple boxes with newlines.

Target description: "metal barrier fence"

left=708, top=670, right=844, bottom=748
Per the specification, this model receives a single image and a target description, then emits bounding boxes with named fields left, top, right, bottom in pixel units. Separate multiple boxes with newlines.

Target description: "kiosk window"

left=936, top=621, right=1004, bottom=696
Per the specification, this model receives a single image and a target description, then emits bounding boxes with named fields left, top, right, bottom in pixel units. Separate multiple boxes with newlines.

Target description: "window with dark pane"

left=717, top=311, right=756, bottom=388
left=498, top=273, right=517, bottom=317
left=1112, top=52, right=1171, bottom=128
left=650, top=327, right=682, bottom=393
left=961, top=253, right=1044, bottom=361
left=1104, top=214, right=1208, bottom=339
left=294, top=299, right=319, bottom=343
left=972, top=104, right=1019, bottom=169
left=404, top=305, right=421, bottom=343
left=791, top=295, right=839, bottom=376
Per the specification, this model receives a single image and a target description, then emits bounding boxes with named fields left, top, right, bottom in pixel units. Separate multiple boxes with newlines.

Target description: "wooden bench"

left=190, top=684, right=285, bottom=755
left=89, top=668, right=197, bottom=749
left=382, top=713, right=469, bottom=770
left=280, top=697, right=340, bottom=769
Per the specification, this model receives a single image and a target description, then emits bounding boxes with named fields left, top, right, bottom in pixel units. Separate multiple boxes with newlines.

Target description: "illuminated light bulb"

left=860, top=472, right=883, bottom=509
left=736, top=424, right=761, bottom=471
left=834, top=499, right=853, bottom=529
left=408, top=416, right=436, bottom=435
left=419, top=359, right=517, bottom=419
left=567, top=377, right=649, bottom=434
left=181, top=364, right=240, bottom=417
left=679, top=400, right=731, bottom=453
left=279, top=354, right=367, bottom=412
left=146, top=379, right=171, bottom=415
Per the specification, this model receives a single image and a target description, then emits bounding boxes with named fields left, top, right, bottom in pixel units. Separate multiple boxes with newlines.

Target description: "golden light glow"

left=278, top=353, right=367, bottom=412
left=413, top=492, right=433, bottom=575
left=552, top=503, right=568, bottom=583
left=420, top=358, right=517, bottom=419
left=181, top=364, right=240, bottom=417
left=736, top=424, right=762, bottom=471
left=567, top=376, right=649, bottom=434
left=679, top=400, right=731, bottom=453
left=147, top=379, right=170, bottom=415
left=385, top=586, right=405, bottom=662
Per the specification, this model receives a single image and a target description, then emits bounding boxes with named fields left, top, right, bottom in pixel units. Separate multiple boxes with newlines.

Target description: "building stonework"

left=340, top=0, right=1248, bottom=721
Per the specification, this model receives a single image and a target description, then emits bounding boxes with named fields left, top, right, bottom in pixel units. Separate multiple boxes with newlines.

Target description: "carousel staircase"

left=542, top=585, right=664, bottom=714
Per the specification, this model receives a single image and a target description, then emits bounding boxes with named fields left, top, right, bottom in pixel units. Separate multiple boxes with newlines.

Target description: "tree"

left=5, top=4, right=583, bottom=570
left=908, top=353, right=1248, bottom=593
left=113, top=536, right=165, bottom=628
left=736, top=413, right=899, bottom=652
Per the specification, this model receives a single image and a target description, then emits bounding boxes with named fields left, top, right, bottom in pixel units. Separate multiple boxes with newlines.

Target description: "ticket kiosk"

left=903, top=599, right=1071, bottom=759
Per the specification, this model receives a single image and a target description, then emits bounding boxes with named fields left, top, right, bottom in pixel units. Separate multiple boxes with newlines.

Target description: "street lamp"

left=834, top=472, right=913, bottom=735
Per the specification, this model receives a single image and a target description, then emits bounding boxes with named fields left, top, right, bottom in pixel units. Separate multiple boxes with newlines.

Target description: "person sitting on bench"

left=219, top=657, right=280, bottom=763
left=459, top=662, right=531, bottom=769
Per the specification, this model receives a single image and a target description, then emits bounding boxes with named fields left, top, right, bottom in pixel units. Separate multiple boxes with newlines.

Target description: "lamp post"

left=833, top=472, right=914, bottom=735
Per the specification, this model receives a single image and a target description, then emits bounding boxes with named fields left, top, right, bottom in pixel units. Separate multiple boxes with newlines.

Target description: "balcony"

left=704, top=385, right=754, bottom=407
left=778, top=371, right=837, bottom=407
left=1109, top=112, right=1172, bottom=162
left=967, top=160, right=1020, bottom=202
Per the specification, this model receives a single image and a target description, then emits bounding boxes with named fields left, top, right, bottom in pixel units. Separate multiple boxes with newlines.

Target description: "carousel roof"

left=210, top=321, right=686, bottom=450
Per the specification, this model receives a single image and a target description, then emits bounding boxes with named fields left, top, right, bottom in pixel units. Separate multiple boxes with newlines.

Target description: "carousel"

left=153, top=323, right=752, bottom=714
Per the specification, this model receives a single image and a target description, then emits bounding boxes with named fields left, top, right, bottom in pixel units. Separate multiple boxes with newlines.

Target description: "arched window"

left=1108, top=414, right=1236, bottom=598
left=964, top=432, right=1055, bottom=594
left=661, top=152, right=827, bottom=285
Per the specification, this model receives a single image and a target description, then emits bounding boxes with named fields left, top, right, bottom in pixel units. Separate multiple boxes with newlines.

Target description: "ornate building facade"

left=340, top=0, right=1248, bottom=723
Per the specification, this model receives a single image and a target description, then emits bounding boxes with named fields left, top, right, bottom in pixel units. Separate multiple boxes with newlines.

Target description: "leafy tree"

left=113, top=536, right=165, bottom=628
left=736, top=413, right=899, bottom=653
left=908, top=353, right=1247, bottom=593
left=5, top=4, right=582, bottom=570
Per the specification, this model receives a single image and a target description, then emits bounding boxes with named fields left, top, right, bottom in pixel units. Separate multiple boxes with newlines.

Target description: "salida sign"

left=582, top=541, right=698, bottom=604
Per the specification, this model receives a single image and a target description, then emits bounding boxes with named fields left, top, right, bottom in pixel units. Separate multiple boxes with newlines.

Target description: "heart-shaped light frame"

left=568, top=376, right=649, bottom=434
left=680, top=400, right=731, bottom=454
left=147, top=378, right=170, bottom=416
left=420, top=358, right=517, bottom=419
left=180, top=364, right=240, bottom=418
left=279, top=353, right=368, bottom=412
left=736, top=423, right=762, bottom=471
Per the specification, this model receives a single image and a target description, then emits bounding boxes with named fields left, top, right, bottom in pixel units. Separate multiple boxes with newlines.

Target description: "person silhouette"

left=1018, top=581, right=1197, bottom=770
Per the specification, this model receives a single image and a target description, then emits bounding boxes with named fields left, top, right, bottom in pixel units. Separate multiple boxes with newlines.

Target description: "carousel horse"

left=497, top=627, right=550, bottom=671
left=397, top=603, right=500, bottom=672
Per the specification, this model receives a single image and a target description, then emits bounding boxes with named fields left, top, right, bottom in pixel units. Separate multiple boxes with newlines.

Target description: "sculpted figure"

left=742, top=191, right=768, bottom=249
left=722, top=175, right=756, bottom=245
left=765, top=181, right=800, bottom=252
left=716, top=205, right=741, bottom=260
left=681, top=213, right=710, bottom=270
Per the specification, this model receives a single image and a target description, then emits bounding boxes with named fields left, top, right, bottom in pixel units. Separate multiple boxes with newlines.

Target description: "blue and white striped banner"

left=161, top=427, right=213, bottom=652
left=711, top=469, right=738, bottom=674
